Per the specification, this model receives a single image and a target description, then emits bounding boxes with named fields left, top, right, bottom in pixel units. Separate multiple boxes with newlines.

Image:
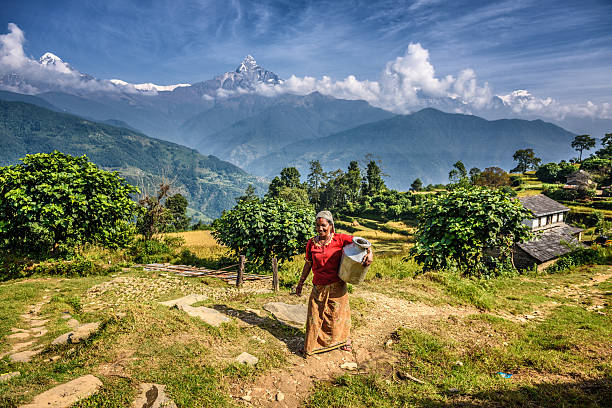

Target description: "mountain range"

left=0, top=54, right=592, bottom=192
left=0, top=99, right=266, bottom=221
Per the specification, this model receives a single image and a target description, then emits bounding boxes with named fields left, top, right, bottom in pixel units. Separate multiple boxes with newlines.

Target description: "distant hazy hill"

left=0, top=100, right=266, bottom=221
left=196, top=92, right=395, bottom=166
left=249, top=108, right=577, bottom=188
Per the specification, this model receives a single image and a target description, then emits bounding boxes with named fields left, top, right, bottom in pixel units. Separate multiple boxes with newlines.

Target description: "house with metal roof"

left=514, top=194, right=584, bottom=271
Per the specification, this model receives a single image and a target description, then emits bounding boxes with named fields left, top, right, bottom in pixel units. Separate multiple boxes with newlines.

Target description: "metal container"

left=338, top=237, right=372, bottom=285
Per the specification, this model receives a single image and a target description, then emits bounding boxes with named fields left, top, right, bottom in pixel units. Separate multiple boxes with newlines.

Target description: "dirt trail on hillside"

left=229, top=290, right=476, bottom=407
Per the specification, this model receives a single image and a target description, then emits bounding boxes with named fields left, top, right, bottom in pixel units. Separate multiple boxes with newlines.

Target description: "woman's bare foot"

left=340, top=340, right=352, bottom=352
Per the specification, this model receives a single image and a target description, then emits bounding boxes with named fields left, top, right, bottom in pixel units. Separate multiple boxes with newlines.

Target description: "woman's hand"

left=362, top=248, right=373, bottom=267
left=294, top=281, right=304, bottom=296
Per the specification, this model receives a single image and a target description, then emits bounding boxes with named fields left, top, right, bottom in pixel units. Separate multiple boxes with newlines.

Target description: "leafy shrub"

left=536, top=162, right=576, bottom=183
left=0, top=151, right=139, bottom=258
left=586, top=211, right=605, bottom=228
left=410, top=187, right=532, bottom=276
left=212, top=197, right=314, bottom=266
left=547, top=247, right=605, bottom=273
left=510, top=175, right=524, bottom=187
left=129, top=236, right=184, bottom=264
left=543, top=187, right=579, bottom=201
left=580, top=157, right=612, bottom=171
left=32, top=259, right=115, bottom=277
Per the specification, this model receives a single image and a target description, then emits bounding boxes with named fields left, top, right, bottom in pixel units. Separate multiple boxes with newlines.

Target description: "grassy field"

left=1, top=226, right=611, bottom=407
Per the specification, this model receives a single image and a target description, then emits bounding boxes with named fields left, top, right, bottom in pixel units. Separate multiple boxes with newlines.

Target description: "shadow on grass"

left=412, top=377, right=612, bottom=407
left=211, top=304, right=305, bottom=357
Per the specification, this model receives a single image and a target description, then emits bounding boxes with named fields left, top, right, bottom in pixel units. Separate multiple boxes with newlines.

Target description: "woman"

left=295, top=211, right=373, bottom=356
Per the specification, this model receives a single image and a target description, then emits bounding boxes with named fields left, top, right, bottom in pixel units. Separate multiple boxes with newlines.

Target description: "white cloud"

left=0, top=23, right=128, bottom=94
left=1, top=23, right=609, bottom=121
left=255, top=42, right=610, bottom=120
left=256, top=42, right=489, bottom=114
left=0, top=23, right=28, bottom=69
left=498, top=90, right=611, bottom=120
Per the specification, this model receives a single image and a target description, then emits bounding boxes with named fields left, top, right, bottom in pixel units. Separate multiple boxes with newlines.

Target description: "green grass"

left=306, top=303, right=612, bottom=407
left=1, top=217, right=611, bottom=407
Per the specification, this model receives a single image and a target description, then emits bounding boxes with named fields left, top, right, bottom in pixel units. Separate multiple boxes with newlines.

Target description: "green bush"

left=411, top=187, right=532, bottom=275
left=536, top=162, right=576, bottom=183
left=543, top=187, right=579, bottom=201
left=31, top=259, right=116, bottom=277
left=129, top=236, right=184, bottom=264
left=0, top=151, right=139, bottom=258
left=212, top=197, right=314, bottom=266
left=547, top=247, right=605, bottom=273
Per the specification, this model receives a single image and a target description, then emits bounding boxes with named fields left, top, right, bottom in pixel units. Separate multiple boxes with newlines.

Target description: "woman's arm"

left=295, top=261, right=312, bottom=296
left=362, top=247, right=373, bottom=266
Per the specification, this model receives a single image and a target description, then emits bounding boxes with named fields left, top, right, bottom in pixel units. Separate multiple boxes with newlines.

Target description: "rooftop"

left=518, top=194, right=569, bottom=217
left=516, top=224, right=584, bottom=262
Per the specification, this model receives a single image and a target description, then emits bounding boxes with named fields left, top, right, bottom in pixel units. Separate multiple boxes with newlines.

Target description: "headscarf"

left=316, top=210, right=335, bottom=232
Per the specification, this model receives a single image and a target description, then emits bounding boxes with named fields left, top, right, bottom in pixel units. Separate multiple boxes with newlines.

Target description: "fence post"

left=272, top=257, right=279, bottom=292
left=236, top=255, right=245, bottom=288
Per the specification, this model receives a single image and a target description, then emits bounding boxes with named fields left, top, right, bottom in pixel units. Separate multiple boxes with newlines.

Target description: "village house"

left=513, top=194, right=584, bottom=271
left=564, top=169, right=596, bottom=190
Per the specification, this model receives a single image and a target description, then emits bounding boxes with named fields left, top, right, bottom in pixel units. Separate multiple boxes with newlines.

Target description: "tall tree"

left=448, top=160, right=468, bottom=184
left=469, top=167, right=481, bottom=184
left=280, top=167, right=301, bottom=189
left=474, top=167, right=511, bottom=188
left=571, top=134, right=596, bottom=163
left=267, top=176, right=284, bottom=196
left=345, top=161, right=362, bottom=201
left=165, top=193, right=190, bottom=231
left=236, top=184, right=258, bottom=204
left=595, top=132, right=612, bottom=158
left=364, top=160, right=386, bottom=196
left=411, top=178, right=423, bottom=192
left=319, top=169, right=350, bottom=210
left=511, top=149, right=541, bottom=173
left=307, top=160, right=325, bottom=191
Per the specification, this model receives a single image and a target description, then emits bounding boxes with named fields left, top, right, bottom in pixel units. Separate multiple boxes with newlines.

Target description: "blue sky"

left=1, top=0, right=611, bottom=105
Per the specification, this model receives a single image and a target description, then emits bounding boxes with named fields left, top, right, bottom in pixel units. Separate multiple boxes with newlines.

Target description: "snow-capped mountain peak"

left=38, top=52, right=77, bottom=75
left=39, top=52, right=63, bottom=65
left=110, top=78, right=191, bottom=92
left=236, top=55, right=258, bottom=73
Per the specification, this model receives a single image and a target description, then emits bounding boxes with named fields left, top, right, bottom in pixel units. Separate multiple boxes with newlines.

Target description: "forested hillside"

left=0, top=100, right=266, bottom=221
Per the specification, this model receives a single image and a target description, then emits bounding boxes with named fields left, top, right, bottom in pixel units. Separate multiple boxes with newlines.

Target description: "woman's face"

left=316, top=218, right=332, bottom=238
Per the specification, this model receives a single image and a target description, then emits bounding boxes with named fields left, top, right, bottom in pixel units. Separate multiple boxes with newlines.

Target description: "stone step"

left=19, top=374, right=102, bottom=408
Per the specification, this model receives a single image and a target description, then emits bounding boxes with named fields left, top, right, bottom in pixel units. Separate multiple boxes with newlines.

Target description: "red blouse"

left=305, top=233, right=354, bottom=285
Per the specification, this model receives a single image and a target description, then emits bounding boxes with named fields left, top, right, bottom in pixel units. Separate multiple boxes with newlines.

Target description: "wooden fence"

left=141, top=255, right=280, bottom=291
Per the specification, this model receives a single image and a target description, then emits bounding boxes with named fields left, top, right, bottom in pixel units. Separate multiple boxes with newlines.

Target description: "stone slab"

left=159, top=294, right=207, bottom=308
left=66, top=319, right=80, bottom=329
left=51, top=322, right=100, bottom=345
left=9, top=349, right=43, bottom=363
left=8, top=332, right=31, bottom=340
left=19, top=374, right=102, bottom=408
left=179, top=305, right=231, bottom=327
left=11, top=340, right=36, bottom=352
left=11, top=328, right=30, bottom=333
left=263, top=302, right=308, bottom=328
left=131, top=383, right=177, bottom=408
left=236, top=352, right=259, bottom=366
left=30, top=319, right=49, bottom=328
left=32, top=328, right=48, bottom=338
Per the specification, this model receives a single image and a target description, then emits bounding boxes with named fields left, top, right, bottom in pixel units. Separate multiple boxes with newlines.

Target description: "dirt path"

left=230, top=290, right=476, bottom=407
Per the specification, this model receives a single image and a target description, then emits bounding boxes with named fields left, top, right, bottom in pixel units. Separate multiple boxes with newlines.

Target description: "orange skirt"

left=304, top=280, right=351, bottom=355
